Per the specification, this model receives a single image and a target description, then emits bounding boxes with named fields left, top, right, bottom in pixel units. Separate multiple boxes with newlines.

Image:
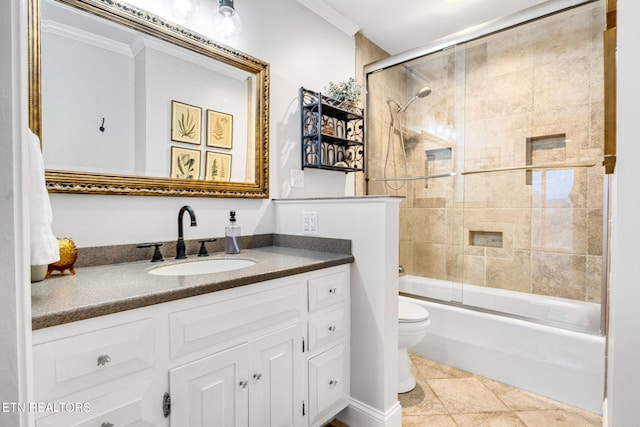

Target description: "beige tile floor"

left=326, top=354, right=602, bottom=427
left=400, top=354, right=603, bottom=426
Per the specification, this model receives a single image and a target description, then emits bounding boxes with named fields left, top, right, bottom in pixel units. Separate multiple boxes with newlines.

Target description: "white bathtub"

left=399, top=275, right=606, bottom=414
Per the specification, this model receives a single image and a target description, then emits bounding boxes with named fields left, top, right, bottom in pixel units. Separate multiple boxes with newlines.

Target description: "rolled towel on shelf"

left=27, top=130, right=59, bottom=281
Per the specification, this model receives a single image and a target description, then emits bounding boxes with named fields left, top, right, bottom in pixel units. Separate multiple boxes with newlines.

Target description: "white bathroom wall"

left=0, top=0, right=33, bottom=425
left=49, top=0, right=357, bottom=247
left=606, top=0, right=640, bottom=424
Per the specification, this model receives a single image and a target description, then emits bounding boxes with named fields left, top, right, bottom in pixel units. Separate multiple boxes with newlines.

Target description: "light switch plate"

left=291, top=169, right=304, bottom=188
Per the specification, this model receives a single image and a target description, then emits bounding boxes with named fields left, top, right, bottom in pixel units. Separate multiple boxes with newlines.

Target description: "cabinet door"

left=249, top=323, right=305, bottom=427
left=169, top=343, right=249, bottom=427
left=308, top=343, right=349, bottom=427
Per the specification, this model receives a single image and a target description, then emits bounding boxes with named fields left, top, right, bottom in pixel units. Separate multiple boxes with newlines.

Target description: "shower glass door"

left=365, top=1, right=605, bottom=334
left=366, top=45, right=465, bottom=305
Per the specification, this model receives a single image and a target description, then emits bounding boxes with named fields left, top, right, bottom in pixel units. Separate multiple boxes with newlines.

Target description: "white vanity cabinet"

left=32, top=264, right=350, bottom=427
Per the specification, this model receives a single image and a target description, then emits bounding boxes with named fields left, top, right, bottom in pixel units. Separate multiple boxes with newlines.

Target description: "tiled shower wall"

left=363, top=2, right=605, bottom=303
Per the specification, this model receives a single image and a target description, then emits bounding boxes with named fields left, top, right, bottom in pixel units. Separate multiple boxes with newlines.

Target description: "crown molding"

left=296, top=0, right=360, bottom=36
left=41, top=19, right=133, bottom=56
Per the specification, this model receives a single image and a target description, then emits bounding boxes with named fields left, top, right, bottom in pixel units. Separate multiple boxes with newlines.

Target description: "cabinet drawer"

left=308, top=307, right=347, bottom=352
left=308, top=269, right=348, bottom=312
left=35, top=378, right=158, bottom=427
left=33, top=319, right=154, bottom=401
left=308, top=343, right=349, bottom=427
left=169, top=281, right=305, bottom=359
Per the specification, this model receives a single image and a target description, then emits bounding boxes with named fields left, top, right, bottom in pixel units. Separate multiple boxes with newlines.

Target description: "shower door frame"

left=363, top=0, right=598, bottom=76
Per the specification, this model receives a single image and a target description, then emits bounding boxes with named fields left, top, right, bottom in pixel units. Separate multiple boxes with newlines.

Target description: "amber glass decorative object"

left=47, top=237, right=78, bottom=276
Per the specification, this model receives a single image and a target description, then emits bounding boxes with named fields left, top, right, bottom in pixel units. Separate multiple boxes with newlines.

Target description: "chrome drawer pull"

left=239, top=380, right=249, bottom=390
left=101, top=423, right=114, bottom=427
left=329, top=380, right=338, bottom=387
left=253, top=373, right=262, bottom=381
left=97, top=354, right=112, bottom=368
left=328, top=326, right=337, bottom=332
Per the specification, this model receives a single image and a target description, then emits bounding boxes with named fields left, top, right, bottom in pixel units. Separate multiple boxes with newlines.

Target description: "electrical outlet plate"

left=302, top=211, right=318, bottom=235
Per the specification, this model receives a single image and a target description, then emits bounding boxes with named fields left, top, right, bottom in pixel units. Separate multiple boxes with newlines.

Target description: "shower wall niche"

left=364, top=1, right=605, bottom=307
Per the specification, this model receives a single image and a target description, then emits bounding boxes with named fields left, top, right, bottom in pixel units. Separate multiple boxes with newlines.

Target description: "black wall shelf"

left=300, top=87, right=365, bottom=172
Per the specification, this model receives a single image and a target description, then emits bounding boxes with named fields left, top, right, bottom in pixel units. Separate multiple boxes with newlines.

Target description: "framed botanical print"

left=206, top=109, right=233, bottom=149
left=170, top=146, right=201, bottom=179
left=205, top=151, right=232, bottom=181
left=171, top=100, right=202, bottom=144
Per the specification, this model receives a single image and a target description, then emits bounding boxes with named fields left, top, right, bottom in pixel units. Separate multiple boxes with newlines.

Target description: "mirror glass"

left=30, top=0, right=269, bottom=197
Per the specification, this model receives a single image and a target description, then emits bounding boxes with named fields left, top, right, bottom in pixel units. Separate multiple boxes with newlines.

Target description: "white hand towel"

left=28, top=130, right=60, bottom=266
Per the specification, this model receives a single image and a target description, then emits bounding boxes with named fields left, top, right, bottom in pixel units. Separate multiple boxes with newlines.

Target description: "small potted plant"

left=324, top=77, right=363, bottom=112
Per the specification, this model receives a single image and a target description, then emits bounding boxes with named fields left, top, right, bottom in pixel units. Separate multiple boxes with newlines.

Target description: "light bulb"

left=171, top=0, right=200, bottom=20
left=213, top=0, right=242, bottom=38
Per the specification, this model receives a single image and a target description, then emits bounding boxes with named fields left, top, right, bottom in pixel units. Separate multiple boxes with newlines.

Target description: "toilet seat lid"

left=399, top=300, right=430, bottom=323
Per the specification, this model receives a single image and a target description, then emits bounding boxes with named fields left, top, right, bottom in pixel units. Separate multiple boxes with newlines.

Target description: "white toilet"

left=398, top=299, right=431, bottom=393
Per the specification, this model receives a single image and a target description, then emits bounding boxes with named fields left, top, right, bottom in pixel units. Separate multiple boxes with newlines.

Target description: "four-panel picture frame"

left=170, top=100, right=233, bottom=181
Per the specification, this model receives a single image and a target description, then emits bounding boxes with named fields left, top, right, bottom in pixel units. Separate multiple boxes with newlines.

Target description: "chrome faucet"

left=176, top=205, right=197, bottom=259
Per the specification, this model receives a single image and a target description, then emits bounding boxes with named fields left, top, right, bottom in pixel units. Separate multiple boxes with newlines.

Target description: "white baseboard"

left=337, top=398, right=402, bottom=427
left=602, top=398, right=608, bottom=427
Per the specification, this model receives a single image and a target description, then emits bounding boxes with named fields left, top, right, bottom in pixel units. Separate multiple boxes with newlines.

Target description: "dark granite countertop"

left=31, top=246, right=354, bottom=330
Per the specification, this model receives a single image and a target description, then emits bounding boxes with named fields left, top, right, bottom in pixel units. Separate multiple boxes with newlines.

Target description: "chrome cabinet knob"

left=253, top=373, right=262, bottom=381
left=329, top=288, right=337, bottom=294
left=239, top=380, right=249, bottom=390
left=97, top=354, right=112, bottom=368
left=328, top=326, right=337, bottom=332
left=329, top=380, right=338, bottom=387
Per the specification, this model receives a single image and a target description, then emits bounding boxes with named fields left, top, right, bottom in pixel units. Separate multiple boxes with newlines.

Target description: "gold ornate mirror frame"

left=28, top=0, right=270, bottom=198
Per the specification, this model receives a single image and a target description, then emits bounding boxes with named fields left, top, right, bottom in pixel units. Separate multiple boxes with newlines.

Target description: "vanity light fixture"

left=170, top=0, right=200, bottom=20
left=213, top=0, right=242, bottom=38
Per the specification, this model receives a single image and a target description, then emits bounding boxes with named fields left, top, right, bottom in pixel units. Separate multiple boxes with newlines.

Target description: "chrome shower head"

left=397, top=86, right=432, bottom=113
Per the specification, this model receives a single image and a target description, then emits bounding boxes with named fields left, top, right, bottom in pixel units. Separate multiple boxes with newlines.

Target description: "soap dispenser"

left=225, top=210, right=241, bottom=254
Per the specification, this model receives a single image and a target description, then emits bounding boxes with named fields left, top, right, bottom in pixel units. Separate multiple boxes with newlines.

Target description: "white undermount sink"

left=148, top=258, right=256, bottom=276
